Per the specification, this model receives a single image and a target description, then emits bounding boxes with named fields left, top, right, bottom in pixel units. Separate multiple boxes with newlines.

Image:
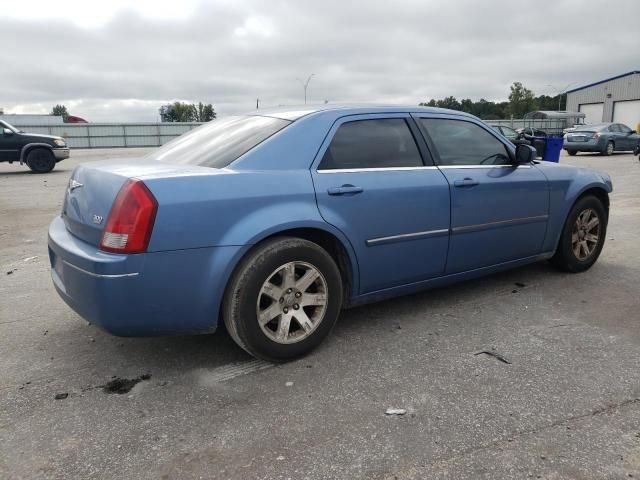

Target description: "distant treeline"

left=420, top=82, right=567, bottom=120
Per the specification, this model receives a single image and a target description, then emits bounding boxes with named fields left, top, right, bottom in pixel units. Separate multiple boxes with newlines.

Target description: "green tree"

left=195, top=102, right=216, bottom=122
left=159, top=101, right=216, bottom=122
left=51, top=104, right=69, bottom=122
left=506, top=82, right=536, bottom=118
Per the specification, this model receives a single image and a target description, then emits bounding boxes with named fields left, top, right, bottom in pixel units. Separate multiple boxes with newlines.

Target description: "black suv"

left=0, top=119, right=70, bottom=173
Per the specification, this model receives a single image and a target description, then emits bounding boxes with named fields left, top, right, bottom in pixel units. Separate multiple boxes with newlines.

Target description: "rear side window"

left=152, top=116, right=291, bottom=168
left=618, top=123, right=631, bottom=133
left=420, top=118, right=511, bottom=166
left=608, top=124, right=621, bottom=132
left=318, top=119, right=423, bottom=170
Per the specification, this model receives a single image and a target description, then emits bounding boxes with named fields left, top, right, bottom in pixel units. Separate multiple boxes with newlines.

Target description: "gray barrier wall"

left=9, top=122, right=204, bottom=148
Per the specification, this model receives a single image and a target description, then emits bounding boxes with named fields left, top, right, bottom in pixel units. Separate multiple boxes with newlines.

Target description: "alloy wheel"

left=571, top=208, right=600, bottom=261
left=256, top=261, right=328, bottom=344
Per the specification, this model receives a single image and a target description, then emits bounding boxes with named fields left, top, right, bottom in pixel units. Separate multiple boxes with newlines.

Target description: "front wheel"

left=567, top=150, right=578, bottom=156
left=26, top=148, right=56, bottom=173
left=550, top=195, right=607, bottom=273
left=223, top=237, right=343, bottom=362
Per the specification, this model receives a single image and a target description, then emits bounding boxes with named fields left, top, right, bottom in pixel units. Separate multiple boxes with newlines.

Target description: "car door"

left=415, top=116, right=550, bottom=274
left=0, top=122, right=19, bottom=161
left=616, top=123, right=637, bottom=150
left=311, top=114, right=451, bottom=293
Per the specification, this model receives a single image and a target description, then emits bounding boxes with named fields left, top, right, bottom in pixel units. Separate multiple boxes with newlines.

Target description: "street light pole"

left=297, top=74, right=315, bottom=104
left=546, top=82, right=576, bottom=111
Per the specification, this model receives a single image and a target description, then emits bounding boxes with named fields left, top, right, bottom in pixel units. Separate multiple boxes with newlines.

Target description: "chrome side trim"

left=62, top=260, right=139, bottom=279
left=452, top=214, right=549, bottom=234
left=366, top=228, right=449, bottom=246
left=318, top=166, right=438, bottom=174
left=438, top=164, right=532, bottom=169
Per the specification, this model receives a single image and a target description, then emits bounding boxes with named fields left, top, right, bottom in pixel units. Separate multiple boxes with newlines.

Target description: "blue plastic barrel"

left=543, top=136, right=564, bottom=162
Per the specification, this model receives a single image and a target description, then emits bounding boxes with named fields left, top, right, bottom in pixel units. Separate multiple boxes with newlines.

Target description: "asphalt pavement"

left=1, top=149, right=639, bottom=479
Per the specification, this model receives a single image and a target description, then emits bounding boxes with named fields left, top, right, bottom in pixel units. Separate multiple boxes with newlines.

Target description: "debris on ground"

left=54, top=393, right=68, bottom=400
left=6, top=269, right=16, bottom=275
left=515, top=282, right=526, bottom=288
left=285, top=381, right=293, bottom=387
left=23, top=256, right=38, bottom=262
left=474, top=350, right=512, bottom=364
left=102, top=374, right=151, bottom=394
left=385, top=408, right=407, bottom=416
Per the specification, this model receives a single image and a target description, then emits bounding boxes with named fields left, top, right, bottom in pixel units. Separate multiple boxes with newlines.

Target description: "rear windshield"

left=151, top=115, right=291, bottom=168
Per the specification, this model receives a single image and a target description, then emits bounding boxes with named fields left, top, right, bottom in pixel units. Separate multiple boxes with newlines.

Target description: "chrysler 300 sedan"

left=49, top=105, right=612, bottom=361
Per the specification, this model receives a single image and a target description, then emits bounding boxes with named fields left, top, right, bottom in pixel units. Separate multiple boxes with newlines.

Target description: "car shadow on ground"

left=57, top=260, right=564, bottom=379
left=0, top=168, right=71, bottom=176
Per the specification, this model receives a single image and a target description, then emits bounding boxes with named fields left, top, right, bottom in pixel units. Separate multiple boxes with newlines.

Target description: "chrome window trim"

left=451, top=214, right=549, bottom=234
left=317, top=166, right=439, bottom=174
left=366, top=228, right=449, bottom=246
left=438, top=164, right=532, bottom=169
left=62, top=260, right=139, bottom=279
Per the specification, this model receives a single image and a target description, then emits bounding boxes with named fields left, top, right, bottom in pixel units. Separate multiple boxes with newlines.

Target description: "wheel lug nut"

left=287, top=288, right=292, bottom=293
left=293, top=304, right=299, bottom=310
left=295, top=292, right=301, bottom=298
left=283, top=307, right=288, bottom=313
left=279, top=297, right=284, bottom=303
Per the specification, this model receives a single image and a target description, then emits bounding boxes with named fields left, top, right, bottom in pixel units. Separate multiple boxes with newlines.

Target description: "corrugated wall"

left=566, top=73, right=640, bottom=122
left=7, top=122, right=203, bottom=148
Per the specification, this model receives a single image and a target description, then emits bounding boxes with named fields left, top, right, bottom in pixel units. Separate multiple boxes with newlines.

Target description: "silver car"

left=564, top=123, right=640, bottom=156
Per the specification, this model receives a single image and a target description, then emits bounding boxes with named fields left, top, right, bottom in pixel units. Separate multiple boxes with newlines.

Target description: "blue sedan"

left=49, top=105, right=612, bottom=361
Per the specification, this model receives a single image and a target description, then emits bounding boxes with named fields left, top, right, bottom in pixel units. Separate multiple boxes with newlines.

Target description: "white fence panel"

left=8, top=122, right=204, bottom=149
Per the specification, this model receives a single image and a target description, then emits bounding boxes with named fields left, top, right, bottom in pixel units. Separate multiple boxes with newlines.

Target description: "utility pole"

left=256, top=98, right=260, bottom=110
left=546, top=82, right=576, bottom=111
left=296, top=74, right=315, bottom=104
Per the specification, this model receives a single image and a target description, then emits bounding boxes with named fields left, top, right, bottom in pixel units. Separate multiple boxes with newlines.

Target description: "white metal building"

left=0, top=114, right=64, bottom=126
left=566, top=71, right=640, bottom=129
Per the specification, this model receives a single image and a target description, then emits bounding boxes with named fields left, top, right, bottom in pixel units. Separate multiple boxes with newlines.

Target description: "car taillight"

left=592, top=132, right=601, bottom=139
left=100, top=179, right=158, bottom=254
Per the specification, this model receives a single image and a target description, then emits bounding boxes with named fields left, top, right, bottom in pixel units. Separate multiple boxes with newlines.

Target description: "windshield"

left=151, top=115, right=291, bottom=168
left=0, top=120, right=19, bottom=133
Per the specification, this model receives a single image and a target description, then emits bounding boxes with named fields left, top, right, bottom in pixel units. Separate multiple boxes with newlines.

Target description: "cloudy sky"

left=1, top=0, right=638, bottom=121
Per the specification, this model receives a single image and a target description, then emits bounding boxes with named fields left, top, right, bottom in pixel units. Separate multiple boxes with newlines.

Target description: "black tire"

left=601, top=141, right=614, bottom=156
left=26, top=148, right=56, bottom=173
left=567, top=150, right=578, bottom=156
left=550, top=195, right=607, bottom=273
left=223, top=237, right=343, bottom=362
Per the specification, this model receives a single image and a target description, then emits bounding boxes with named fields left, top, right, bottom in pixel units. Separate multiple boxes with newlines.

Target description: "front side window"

left=500, top=126, right=519, bottom=140
left=151, top=115, right=291, bottom=168
left=318, top=118, right=423, bottom=170
left=608, top=124, right=621, bottom=133
left=419, top=118, right=511, bottom=166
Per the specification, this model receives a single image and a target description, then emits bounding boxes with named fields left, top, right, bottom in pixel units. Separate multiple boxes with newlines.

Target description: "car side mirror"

left=629, top=130, right=636, bottom=135
left=515, top=144, right=536, bottom=164
left=3, top=128, right=13, bottom=136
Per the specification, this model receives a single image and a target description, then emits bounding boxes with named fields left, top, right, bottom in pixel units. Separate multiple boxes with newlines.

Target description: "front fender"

left=536, top=162, right=612, bottom=252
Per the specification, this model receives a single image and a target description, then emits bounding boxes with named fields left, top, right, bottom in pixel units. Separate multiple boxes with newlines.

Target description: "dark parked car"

left=49, top=105, right=612, bottom=362
left=491, top=125, right=531, bottom=146
left=0, top=119, right=69, bottom=173
left=564, top=123, right=640, bottom=156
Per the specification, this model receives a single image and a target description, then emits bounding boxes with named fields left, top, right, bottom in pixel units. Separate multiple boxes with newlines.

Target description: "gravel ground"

left=1, top=149, right=639, bottom=479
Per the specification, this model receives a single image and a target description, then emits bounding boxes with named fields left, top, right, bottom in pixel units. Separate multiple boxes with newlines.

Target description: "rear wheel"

left=567, top=150, right=577, bottom=156
left=26, top=148, right=56, bottom=173
left=223, top=237, right=343, bottom=362
left=550, top=195, right=607, bottom=273
left=601, top=141, right=614, bottom=156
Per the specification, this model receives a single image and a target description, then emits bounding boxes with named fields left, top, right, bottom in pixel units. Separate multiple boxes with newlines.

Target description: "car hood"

left=19, top=132, right=65, bottom=143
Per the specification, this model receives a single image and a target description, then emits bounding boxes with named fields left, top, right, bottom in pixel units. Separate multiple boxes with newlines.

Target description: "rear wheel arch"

left=235, top=227, right=357, bottom=304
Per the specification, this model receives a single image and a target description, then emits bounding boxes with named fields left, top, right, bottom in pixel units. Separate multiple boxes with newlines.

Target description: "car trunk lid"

left=62, top=158, right=212, bottom=246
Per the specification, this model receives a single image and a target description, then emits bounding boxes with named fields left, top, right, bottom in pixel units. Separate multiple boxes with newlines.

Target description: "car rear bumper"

left=53, top=147, right=70, bottom=161
left=564, top=138, right=604, bottom=152
left=48, top=215, right=242, bottom=336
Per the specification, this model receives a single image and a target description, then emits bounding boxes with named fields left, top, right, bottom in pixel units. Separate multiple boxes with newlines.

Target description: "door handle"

left=327, top=185, right=364, bottom=196
left=453, top=178, right=479, bottom=188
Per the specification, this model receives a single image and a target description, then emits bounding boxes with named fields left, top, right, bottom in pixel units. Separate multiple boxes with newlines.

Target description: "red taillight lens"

left=100, top=179, right=158, bottom=254
left=593, top=132, right=601, bottom=139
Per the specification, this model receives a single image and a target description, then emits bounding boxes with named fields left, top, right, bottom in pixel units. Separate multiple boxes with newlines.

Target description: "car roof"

left=248, top=104, right=476, bottom=121
left=575, top=123, right=611, bottom=131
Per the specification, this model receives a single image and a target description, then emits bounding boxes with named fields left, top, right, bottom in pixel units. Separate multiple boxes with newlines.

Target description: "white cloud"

left=1, top=0, right=638, bottom=121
